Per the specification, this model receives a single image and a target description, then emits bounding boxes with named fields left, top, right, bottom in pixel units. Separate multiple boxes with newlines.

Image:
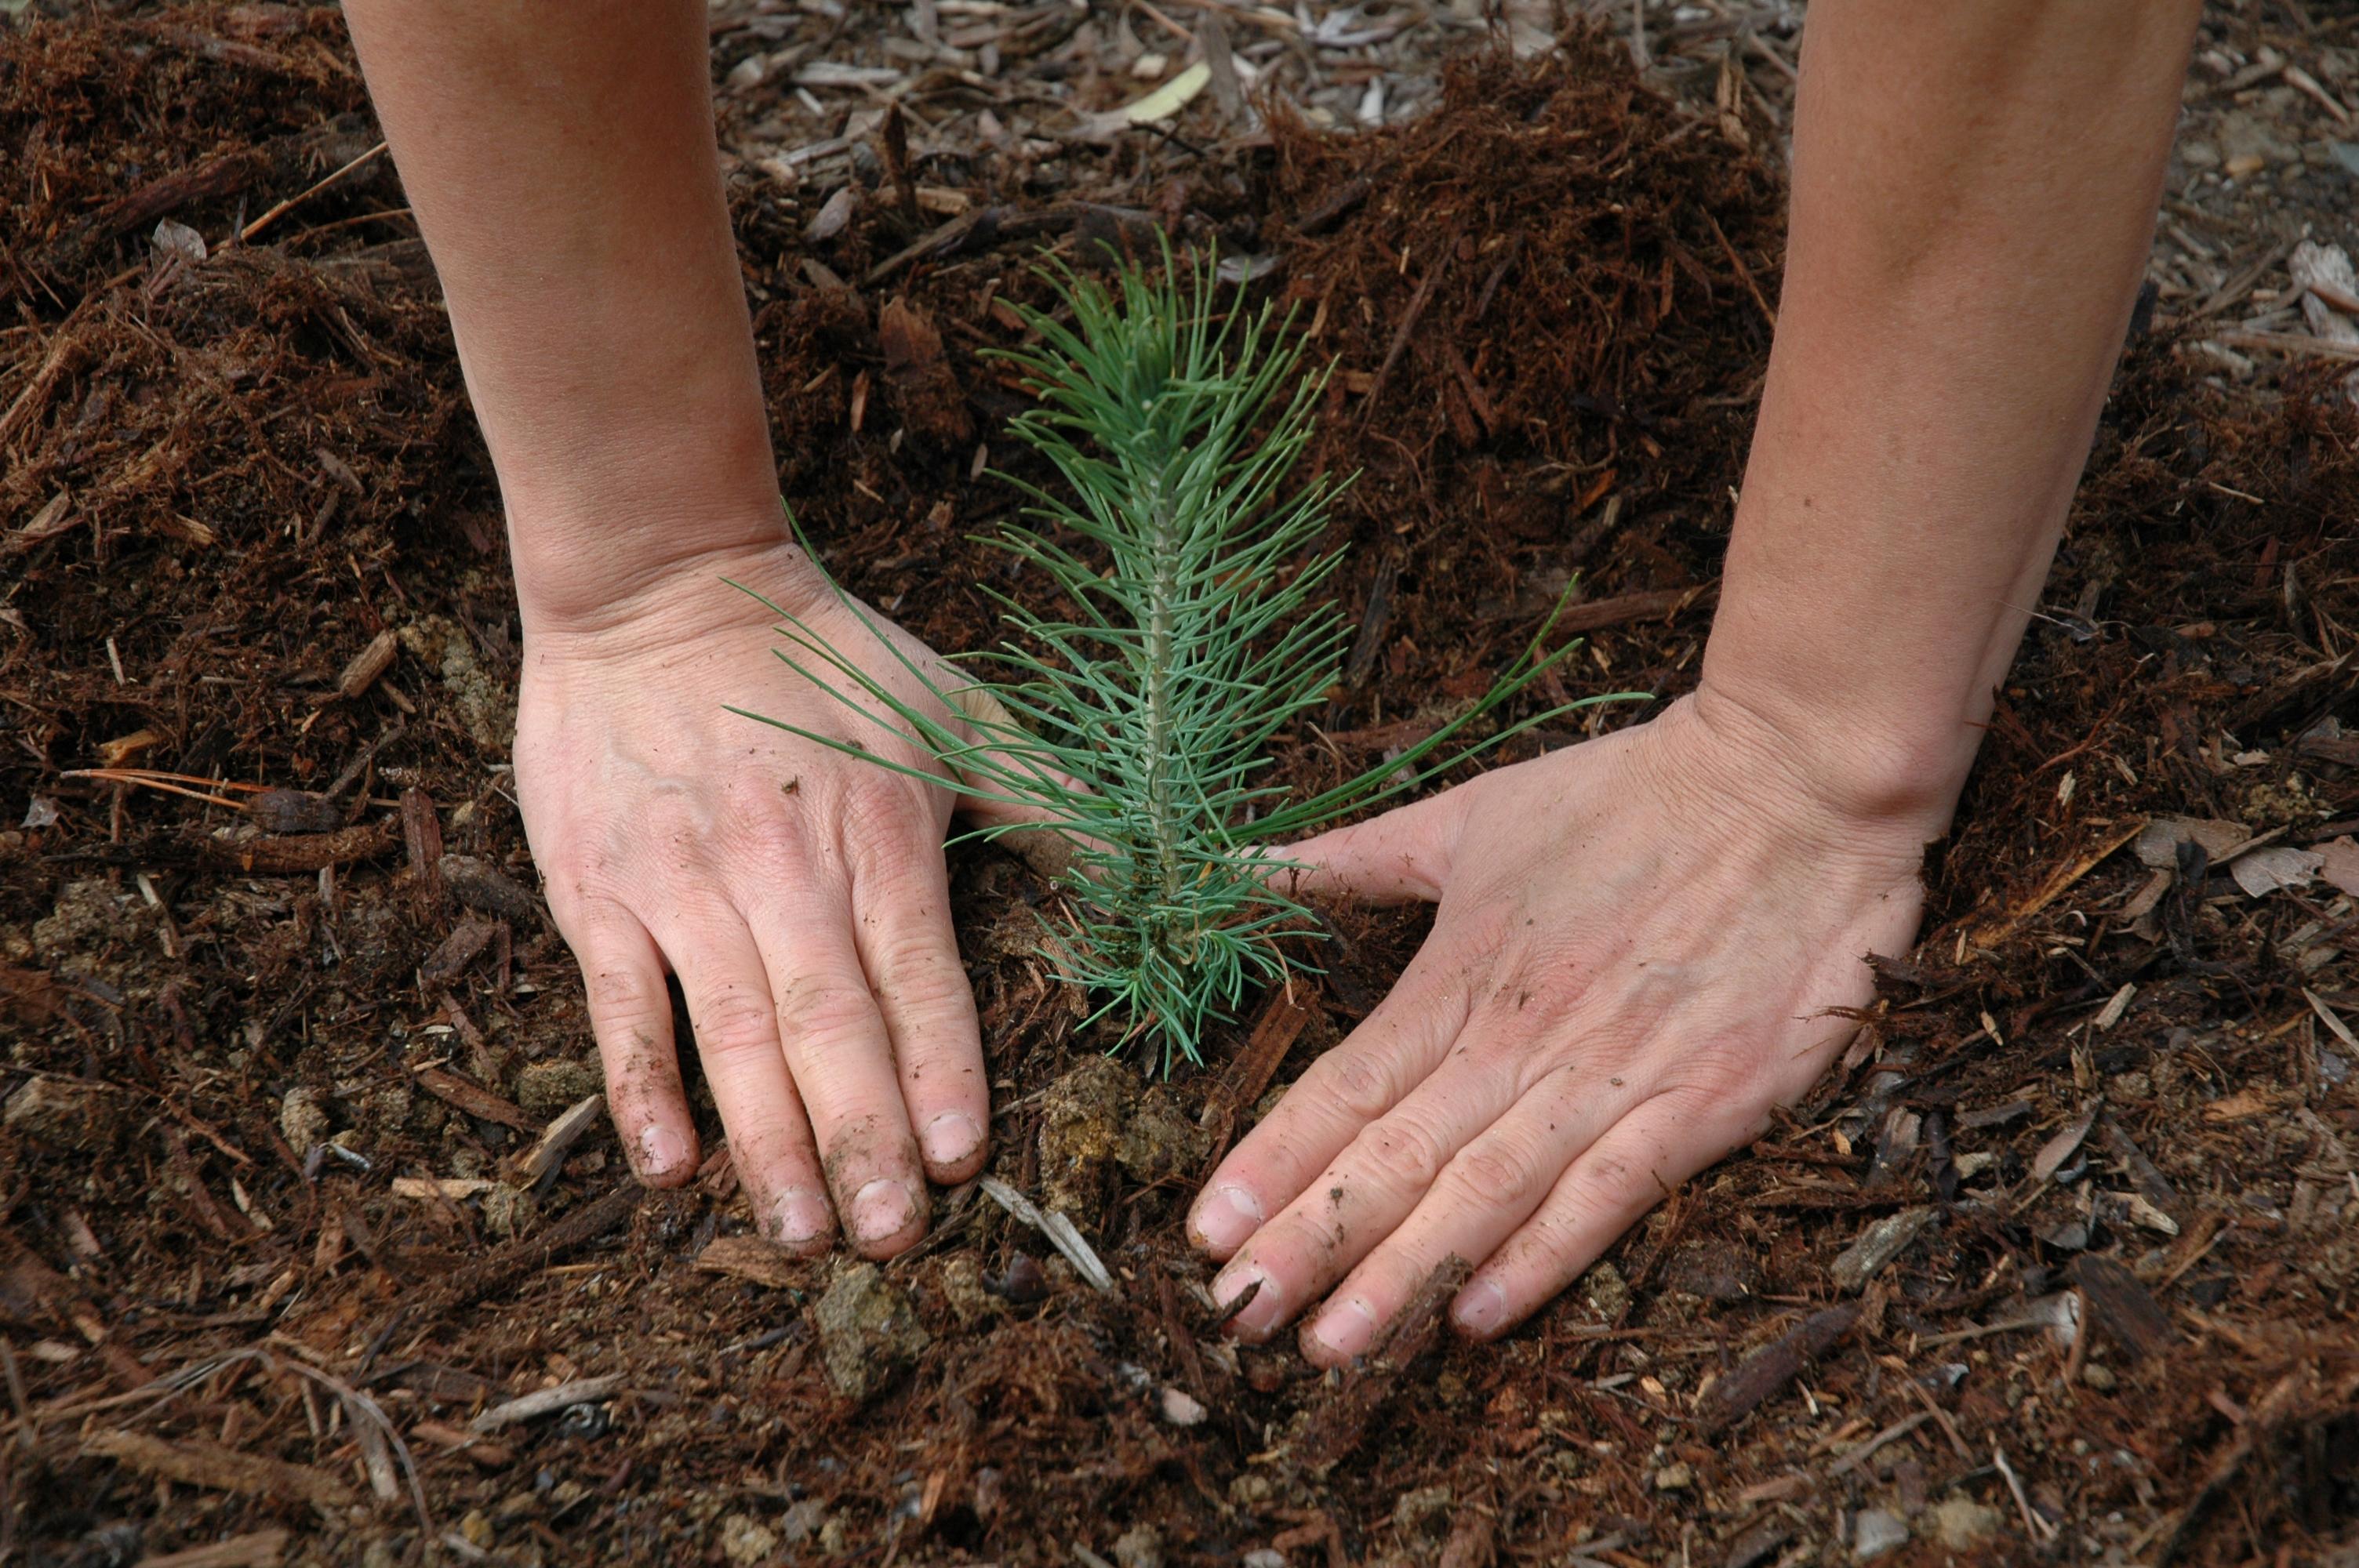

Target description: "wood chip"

left=133, top=1529, right=290, bottom=1568
left=2030, top=1098, right=2103, bottom=1185
left=2133, top=816, right=2248, bottom=869
left=411, top=1065, right=536, bottom=1133
left=2229, top=845, right=2321, bottom=898
left=391, top=1177, right=493, bottom=1201
left=332, top=629, right=397, bottom=701
left=694, top=1234, right=805, bottom=1290
left=2063, top=1254, right=2178, bottom=1362
left=1292, top=1254, right=1471, bottom=1473
left=509, top=1093, right=604, bottom=1186
left=1694, top=1305, right=1859, bottom=1431
left=82, top=1430, right=357, bottom=1509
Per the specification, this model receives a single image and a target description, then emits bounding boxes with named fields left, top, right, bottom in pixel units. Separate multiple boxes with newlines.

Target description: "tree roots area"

left=4, top=9, right=2357, bottom=1566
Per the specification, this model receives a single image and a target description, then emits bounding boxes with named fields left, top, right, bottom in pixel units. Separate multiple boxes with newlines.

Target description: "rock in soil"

left=718, top=1512, right=778, bottom=1565
left=815, top=1262, right=930, bottom=1402
left=1114, top=1523, right=1165, bottom=1568
left=1932, top=1497, right=2004, bottom=1551
left=1852, top=1508, right=1909, bottom=1560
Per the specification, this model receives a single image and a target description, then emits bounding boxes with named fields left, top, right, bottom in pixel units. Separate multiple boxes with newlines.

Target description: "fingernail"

left=921, top=1111, right=983, bottom=1168
left=1454, top=1278, right=1506, bottom=1336
left=1309, top=1297, right=1378, bottom=1362
left=851, top=1178, right=917, bottom=1243
left=1191, top=1185, right=1264, bottom=1254
left=1213, top=1264, right=1281, bottom=1338
left=637, top=1123, right=689, bottom=1179
left=772, top=1188, right=832, bottom=1247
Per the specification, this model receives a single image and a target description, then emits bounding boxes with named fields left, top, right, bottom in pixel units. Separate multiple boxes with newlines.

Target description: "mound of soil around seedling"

left=3, top=13, right=2356, bottom=1566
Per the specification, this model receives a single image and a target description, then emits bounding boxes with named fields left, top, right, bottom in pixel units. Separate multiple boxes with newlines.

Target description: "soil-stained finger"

left=567, top=900, right=699, bottom=1185
left=743, top=892, right=931, bottom=1258
left=646, top=901, right=837, bottom=1254
left=845, top=826, right=989, bottom=1183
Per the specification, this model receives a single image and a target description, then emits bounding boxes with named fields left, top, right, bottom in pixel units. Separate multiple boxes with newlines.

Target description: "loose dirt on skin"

left=3, top=9, right=2357, bottom=1567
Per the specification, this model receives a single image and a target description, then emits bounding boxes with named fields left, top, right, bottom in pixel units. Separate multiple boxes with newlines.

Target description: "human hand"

left=514, top=540, right=1001, bottom=1258
left=1189, top=690, right=1941, bottom=1358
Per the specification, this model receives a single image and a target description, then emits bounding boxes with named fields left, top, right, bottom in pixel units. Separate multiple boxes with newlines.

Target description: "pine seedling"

left=734, top=249, right=1641, bottom=1073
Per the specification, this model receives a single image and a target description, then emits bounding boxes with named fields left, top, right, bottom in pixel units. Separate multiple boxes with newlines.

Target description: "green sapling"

left=734, top=249, right=1641, bottom=1073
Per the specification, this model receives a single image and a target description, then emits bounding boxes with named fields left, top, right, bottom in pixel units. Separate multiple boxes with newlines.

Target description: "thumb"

left=1278, top=784, right=1473, bottom=906
left=943, top=683, right=1088, bottom=883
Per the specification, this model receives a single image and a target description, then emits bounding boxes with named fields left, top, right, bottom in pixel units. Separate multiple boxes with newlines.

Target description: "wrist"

left=508, top=495, right=827, bottom=647
left=1681, top=669, right=1974, bottom=843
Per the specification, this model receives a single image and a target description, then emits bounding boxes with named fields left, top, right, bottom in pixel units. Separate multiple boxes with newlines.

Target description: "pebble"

left=1159, top=1386, right=1208, bottom=1426
left=1241, top=1552, right=1286, bottom=1568
left=1114, top=1524, right=1165, bottom=1568
left=719, top=1513, right=779, bottom=1565
left=1853, top=1508, right=1908, bottom=1560
left=2082, top=1363, right=2118, bottom=1392
left=1932, top=1497, right=2003, bottom=1551
left=1652, top=1462, right=1694, bottom=1492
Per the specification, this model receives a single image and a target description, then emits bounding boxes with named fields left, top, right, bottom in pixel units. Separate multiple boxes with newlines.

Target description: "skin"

left=340, top=0, right=2203, bottom=1341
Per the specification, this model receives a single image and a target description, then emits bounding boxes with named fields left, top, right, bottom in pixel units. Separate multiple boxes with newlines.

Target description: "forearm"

left=1698, top=0, right=2201, bottom=825
left=343, top=0, right=786, bottom=629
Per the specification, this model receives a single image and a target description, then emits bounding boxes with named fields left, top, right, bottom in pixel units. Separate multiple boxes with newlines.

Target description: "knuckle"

left=1448, top=1138, right=1539, bottom=1210
left=1317, top=1049, right=1398, bottom=1124
left=689, top=983, right=778, bottom=1058
left=1358, top=1115, right=1449, bottom=1194
left=775, top=980, right=878, bottom=1045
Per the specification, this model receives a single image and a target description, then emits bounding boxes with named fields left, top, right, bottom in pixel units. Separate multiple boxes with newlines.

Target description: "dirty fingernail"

left=1191, top=1185, right=1264, bottom=1254
left=852, top=1178, right=917, bottom=1243
left=772, top=1188, right=832, bottom=1247
left=1453, top=1278, right=1506, bottom=1336
left=921, top=1111, right=983, bottom=1168
left=1213, top=1264, right=1280, bottom=1338
left=1309, top=1297, right=1377, bottom=1362
left=637, top=1123, right=689, bottom=1179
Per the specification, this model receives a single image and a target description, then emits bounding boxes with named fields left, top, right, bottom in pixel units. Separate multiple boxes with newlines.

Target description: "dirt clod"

left=815, top=1261, right=929, bottom=1402
left=515, top=1058, right=602, bottom=1119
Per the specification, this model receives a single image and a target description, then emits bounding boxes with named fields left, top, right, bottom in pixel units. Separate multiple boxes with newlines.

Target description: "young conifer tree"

left=734, top=249, right=1638, bottom=1073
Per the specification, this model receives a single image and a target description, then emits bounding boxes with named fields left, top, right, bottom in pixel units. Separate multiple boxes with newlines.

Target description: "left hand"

left=1188, top=688, right=1939, bottom=1359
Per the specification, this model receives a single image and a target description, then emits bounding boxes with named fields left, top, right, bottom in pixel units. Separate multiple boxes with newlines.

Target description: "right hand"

left=513, top=535, right=1005, bottom=1258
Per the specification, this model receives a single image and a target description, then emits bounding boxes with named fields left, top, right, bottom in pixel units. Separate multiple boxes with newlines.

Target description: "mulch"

left=2, top=9, right=2356, bottom=1566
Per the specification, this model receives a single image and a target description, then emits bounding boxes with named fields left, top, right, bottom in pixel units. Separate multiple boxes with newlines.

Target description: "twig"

left=470, top=1374, right=626, bottom=1433
left=240, top=141, right=388, bottom=244
left=1993, top=1444, right=2058, bottom=1542
left=1699, top=206, right=1776, bottom=329
left=1901, top=1374, right=1972, bottom=1461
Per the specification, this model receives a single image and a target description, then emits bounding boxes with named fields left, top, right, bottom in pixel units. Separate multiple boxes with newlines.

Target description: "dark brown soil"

left=4, top=11, right=2357, bottom=1568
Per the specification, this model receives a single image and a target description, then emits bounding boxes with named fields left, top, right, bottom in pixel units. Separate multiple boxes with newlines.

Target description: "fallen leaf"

left=1121, top=60, right=1210, bottom=124
left=2230, top=845, right=2322, bottom=898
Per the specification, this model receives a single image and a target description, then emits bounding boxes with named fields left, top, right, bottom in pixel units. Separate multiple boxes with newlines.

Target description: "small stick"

left=1993, top=1443, right=2059, bottom=1542
left=240, top=141, right=388, bottom=244
left=470, top=1374, right=626, bottom=1433
left=1700, top=206, right=1776, bottom=329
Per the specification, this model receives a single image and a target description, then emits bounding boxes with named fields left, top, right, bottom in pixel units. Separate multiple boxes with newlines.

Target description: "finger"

left=1207, top=1002, right=1561, bottom=1343
left=1188, top=940, right=1472, bottom=1261
left=845, top=800, right=989, bottom=1184
left=1277, top=783, right=1475, bottom=904
left=1297, top=1062, right=1637, bottom=1365
left=566, top=899, right=699, bottom=1186
left=745, top=893, right=931, bottom=1259
left=649, top=904, right=836, bottom=1255
left=1451, top=1093, right=1738, bottom=1340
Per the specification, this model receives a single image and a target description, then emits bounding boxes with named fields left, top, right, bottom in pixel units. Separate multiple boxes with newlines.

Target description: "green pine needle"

left=735, top=245, right=1645, bottom=1073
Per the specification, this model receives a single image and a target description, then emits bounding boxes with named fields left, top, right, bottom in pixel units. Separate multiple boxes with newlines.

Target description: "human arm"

left=1189, top=0, right=2205, bottom=1355
left=340, top=0, right=994, bottom=1254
